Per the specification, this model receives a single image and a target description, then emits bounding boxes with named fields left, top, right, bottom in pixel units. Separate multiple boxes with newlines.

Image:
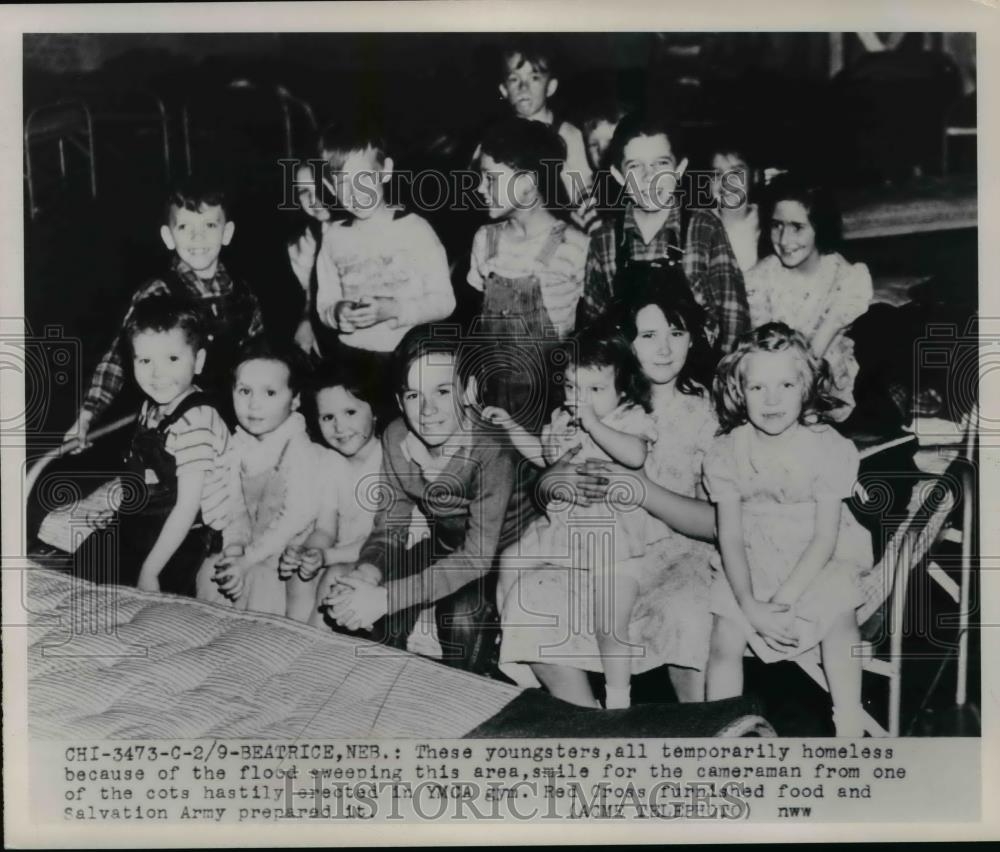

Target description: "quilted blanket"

left=26, top=567, right=522, bottom=740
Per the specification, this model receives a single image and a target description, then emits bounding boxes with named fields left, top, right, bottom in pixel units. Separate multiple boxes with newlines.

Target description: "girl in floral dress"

left=745, top=173, right=872, bottom=421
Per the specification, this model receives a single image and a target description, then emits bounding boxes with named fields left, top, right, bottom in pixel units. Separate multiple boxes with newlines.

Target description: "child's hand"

left=297, top=548, right=324, bottom=581
left=278, top=545, right=303, bottom=579
left=570, top=195, right=600, bottom=234
left=64, top=410, right=94, bottom=454
left=481, top=406, right=515, bottom=429
left=742, top=598, right=799, bottom=652
left=322, top=575, right=388, bottom=631
left=331, top=300, right=357, bottom=333
left=352, top=562, right=383, bottom=585
left=575, top=400, right=599, bottom=432
left=214, top=553, right=250, bottom=601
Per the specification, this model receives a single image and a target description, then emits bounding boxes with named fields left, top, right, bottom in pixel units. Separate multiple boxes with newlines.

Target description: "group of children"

left=62, top=39, right=880, bottom=735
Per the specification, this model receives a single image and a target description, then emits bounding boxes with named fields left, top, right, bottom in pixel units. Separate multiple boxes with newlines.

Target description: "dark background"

left=22, top=33, right=979, bottom=734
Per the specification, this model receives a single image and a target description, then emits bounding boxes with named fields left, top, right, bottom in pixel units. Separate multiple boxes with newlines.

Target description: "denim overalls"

left=479, top=223, right=568, bottom=434
left=117, top=391, right=223, bottom=595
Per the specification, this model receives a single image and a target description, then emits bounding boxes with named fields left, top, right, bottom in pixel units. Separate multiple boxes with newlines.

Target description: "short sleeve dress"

left=703, top=423, right=873, bottom=663
left=498, top=388, right=720, bottom=686
left=745, top=253, right=873, bottom=420
left=510, top=402, right=659, bottom=572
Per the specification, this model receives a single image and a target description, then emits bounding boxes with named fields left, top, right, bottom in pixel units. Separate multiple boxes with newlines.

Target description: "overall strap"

left=613, top=210, right=630, bottom=271
left=485, top=223, right=502, bottom=262
left=157, top=391, right=218, bottom=434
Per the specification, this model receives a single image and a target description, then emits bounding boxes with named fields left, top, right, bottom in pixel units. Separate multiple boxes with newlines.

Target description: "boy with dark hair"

left=497, top=36, right=592, bottom=205
left=314, top=118, right=455, bottom=390
left=117, top=294, right=232, bottom=595
left=322, top=324, right=539, bottom=674
left=66, top=177, right=262, bottom=446
left=578, top=110, right=691, bottom=329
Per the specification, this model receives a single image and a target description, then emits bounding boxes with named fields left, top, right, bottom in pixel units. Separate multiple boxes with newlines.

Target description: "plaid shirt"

left=578, top=202, right=682, bottom=329
left=683, top=209, right=752, bottom=354
left=82, top=257, right=263, bottom=417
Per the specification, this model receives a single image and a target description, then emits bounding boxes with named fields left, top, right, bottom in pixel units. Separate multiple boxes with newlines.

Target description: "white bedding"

left=27, top=567, right=522, bottom=740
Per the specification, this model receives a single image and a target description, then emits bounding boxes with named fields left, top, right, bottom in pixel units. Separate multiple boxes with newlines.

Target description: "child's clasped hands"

left=321, top=563, right=385, bottom=631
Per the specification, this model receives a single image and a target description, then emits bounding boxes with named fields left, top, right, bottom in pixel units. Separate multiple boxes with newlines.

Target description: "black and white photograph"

left=2, top=0, right=997, bottom=843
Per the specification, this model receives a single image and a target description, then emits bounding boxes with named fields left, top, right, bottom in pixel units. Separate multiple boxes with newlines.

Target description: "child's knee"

left=709, top=616, right=746, bottom=660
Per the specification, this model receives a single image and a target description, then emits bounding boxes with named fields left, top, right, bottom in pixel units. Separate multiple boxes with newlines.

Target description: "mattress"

left=26, top=566, right=522, bottom=740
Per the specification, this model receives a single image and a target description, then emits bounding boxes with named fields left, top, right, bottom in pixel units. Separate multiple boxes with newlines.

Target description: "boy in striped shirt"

left=118, top=295, right=231, bottom=596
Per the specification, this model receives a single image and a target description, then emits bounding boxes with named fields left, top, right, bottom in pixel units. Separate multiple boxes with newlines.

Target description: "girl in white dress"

left=485, top=332, right=657, bottom=709
left=705, top=323, right=874, bottom=736
left=496, top=276, right=720, bottom=708
left=745, top=174, right=872, bottom=421
left=277, top=363, right=385, bottom=626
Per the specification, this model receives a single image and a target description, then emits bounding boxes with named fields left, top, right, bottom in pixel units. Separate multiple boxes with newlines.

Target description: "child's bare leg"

left=286, top=574, right=321, bottom=622
left=531, top=662, right=599, bottom=707
left=667, top=665, right=706, bottom=703
left=595, top=571, right=639, bottom=708
left=307, top=563, right=354, bottom=629
left=706, top=615, right=747, bottom=700
left=821, top=609, right=865, bottom=737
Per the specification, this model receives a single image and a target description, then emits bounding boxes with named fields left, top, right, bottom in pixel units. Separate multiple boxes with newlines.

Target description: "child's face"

left=478, top=152, right=537, bottom=219
left=160, top=204, right=234, bottom=277
left=630, top=305, right=691, bottom=388
left=295, top=164, right=332, bottom=223
left=613, top=133, right=688, bottom=212
left=585, top=119, right=616, bottom=171
left=563, top=364, right=621, bottom=420
left=316, top=385, right=375, bottom=458
left=711, top=153, right=750, bottom=210
left=233, top=359, right=299, bottom=438
left=331, top=147, right=390, bottom=221
left=742, top=350, right=805, bottom=437
left=399, top=353, right=465, bottom=448
left=132, top=328, right=205, bottom=407
left=499, top=55, right=557, bottom=119
left=770, top=200, right=820, bottom=270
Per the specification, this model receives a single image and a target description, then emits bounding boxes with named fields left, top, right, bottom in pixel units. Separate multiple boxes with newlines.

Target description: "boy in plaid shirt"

left=579, top=112, right=751, bottom=352
left=65, top=178, right=262, bottom=446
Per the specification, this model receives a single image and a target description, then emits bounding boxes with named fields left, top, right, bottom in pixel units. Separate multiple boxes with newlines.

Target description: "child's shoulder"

left=558, top=222, right=590, bottom=253
left=707, top=423, right=744, bottom=457
left=803, top=422, right=858, bottom=455
left=588, top=215, right=616, bottom=245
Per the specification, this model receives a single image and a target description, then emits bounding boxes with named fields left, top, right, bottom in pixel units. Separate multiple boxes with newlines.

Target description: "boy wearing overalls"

left=468, top=117, right=589, bottom=433
left=117, top=296, right=231, bottom=595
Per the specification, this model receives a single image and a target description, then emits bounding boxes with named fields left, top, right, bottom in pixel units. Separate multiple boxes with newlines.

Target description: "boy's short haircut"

left=498, top=35, right=559, bottom=80
left=164, top=176, right=229, bottom=224
left=319, top=117, right=389, bottom=170
left=231, top=336, right=311, bottom=396
left=608, top=110, right=685, bottom=171
left=392, top=324, right=477, bottom=397
left=479, top=116, right=567, bottom=209
left=124, top=294, right=208, bottom=354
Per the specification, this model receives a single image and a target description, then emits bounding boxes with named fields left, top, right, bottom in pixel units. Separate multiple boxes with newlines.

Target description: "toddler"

left=487, top=331, right=657, bottom=709
left=117, top=295, right=231, bottom=596
left=196, top=339, right=325, bottom=616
